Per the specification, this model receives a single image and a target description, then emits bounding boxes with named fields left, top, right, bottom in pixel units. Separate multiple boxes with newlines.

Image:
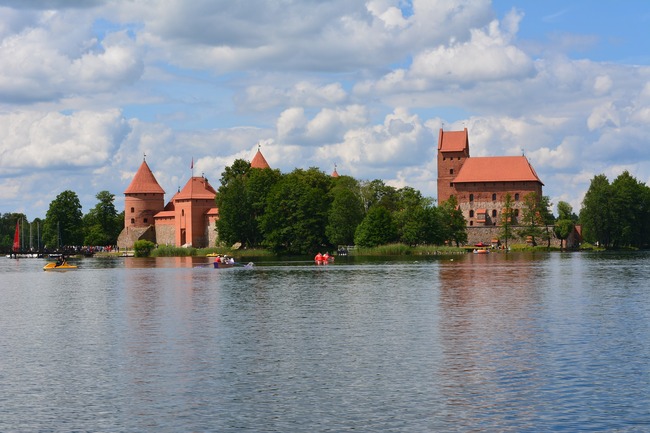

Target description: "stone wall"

left=155, top=224, right=175, bottom=246
left=466, top=225, right=573, bottom=248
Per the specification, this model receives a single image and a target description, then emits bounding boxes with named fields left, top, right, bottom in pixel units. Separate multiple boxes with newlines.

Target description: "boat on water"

left=314, top=252, right=335, bottom=264
left=43, top=261, right=78, bottom=271
left=473, top=249, right=489, bottom=254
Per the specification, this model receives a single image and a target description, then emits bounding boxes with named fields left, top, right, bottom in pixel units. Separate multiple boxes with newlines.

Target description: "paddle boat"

left=213, top=254, right=236, bottom=268
left=314, top=252, right=335, bottom=264
left=43, top=261, right=78, bottom=271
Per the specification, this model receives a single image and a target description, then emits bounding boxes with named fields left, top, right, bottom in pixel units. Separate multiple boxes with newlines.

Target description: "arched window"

left=182, top=209, right=185, bottom=216
left=470, top=221, right=474, bottom=226
left=449, top=168, right=454, bottom=175
left=130, top=218, right=135, bottom=224
left=515, top=193, right=520, bottom=201
left=469, top=210, right=474, bottom=218
left=130, top=207, right=135, bottom=213
left=514, top=209, right=520, bottom=216
left=492, top=210, right=497, bottom=218
left=492, top=193, right=497, bottom=201
left=469, top=194, right=474, bottom=202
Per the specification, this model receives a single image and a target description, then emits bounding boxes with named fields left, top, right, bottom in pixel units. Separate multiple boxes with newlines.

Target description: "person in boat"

left=55, top=255, right=65, bottom=267
left=315, top=252, right=323, bottom=262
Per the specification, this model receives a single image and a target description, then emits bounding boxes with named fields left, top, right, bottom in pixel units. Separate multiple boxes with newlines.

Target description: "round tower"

left=123, top=159, right=165, bottom=228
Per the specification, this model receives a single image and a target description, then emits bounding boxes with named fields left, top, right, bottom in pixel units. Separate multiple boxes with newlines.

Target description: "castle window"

left=450, top=183, right=453, bottom=187
left=514, top=209, right=520, bottom=216
left=449, top=169, right=454, bottom=175
left=492, top=193, right=497, bottom=201
left=515, top=193, right=520, bottom=201
left=469, top=194, right=474, bottom=202
left=130, top=218, right=135, bottom=224
left=470, top=221, right=474, bottom=226
left=492, top=210, right=497, bottom=218
left=130, top=207, right=135, bottom=213
left=143, top=218, right=148, bottom=223
left=469, top=210, right=474, bottom=218
left=182, top=209, right=185, bottom=216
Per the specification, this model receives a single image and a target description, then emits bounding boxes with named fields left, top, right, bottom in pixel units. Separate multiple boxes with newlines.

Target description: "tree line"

left=215, top=160, right=468, bottom=255
left=0, top=190, right=123, bottom=250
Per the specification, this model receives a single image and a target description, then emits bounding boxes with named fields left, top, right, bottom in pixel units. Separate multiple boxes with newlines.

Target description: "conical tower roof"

left=251, top=148, right=270, bottom=169
left=124, top=160, right=165, bottom=194
left=176, top=176, right=217, bottom=200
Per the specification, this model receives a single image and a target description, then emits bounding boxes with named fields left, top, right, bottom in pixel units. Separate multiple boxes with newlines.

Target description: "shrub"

left=133, top=240, right=156, bottom=257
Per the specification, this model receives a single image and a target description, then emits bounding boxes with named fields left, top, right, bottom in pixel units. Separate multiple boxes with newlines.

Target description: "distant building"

left=437, top=128, right=544, bottom=227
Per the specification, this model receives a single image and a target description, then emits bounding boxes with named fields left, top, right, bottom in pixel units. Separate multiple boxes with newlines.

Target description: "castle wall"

left=155, top=218, right=175, bottom=246
left=466, top=225, right=581, bottom=249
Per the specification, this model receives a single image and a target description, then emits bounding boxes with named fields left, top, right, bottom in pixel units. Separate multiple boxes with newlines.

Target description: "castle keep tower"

left=437, top=128, right=470, bottom=204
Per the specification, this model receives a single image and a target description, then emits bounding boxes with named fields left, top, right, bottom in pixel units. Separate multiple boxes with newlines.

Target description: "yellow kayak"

left=43, top=262, right=78, bottom=271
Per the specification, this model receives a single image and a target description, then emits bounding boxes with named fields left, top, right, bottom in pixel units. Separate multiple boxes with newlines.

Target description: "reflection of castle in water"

left=436, top=255, right=545, bottom=414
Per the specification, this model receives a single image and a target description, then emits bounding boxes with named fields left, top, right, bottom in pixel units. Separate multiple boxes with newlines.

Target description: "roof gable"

left=438, top=128, right=469, bottom=153
left=124, top=160, right=165, bottom=194
left=453, top=156, right=543, bottom=185
left=175, top=176, right=217, bottom=200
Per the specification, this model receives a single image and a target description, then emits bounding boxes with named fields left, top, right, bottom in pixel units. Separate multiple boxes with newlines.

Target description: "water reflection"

left=2, top=253, right=650, bottom=431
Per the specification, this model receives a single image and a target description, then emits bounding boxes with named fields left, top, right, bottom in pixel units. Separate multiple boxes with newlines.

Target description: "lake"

left=1, top=252, right=650, bottom=432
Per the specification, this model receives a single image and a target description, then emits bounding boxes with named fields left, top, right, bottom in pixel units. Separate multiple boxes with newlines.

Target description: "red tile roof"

left=251, top=149, right=270, bottom=169
left=453, top=156, right=543, bottom=185
left=438, top=128, right=469, bottom=153
left=175, top=176, right=217, bottom=200
left=124, top=160, right=165, bottom=194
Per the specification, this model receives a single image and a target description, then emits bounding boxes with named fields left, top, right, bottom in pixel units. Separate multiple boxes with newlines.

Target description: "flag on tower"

left=191, top=157, right=194, bottom=169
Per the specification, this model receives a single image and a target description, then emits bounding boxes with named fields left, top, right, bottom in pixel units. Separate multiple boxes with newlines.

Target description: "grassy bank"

left=349, top=243, right=466, bottom=256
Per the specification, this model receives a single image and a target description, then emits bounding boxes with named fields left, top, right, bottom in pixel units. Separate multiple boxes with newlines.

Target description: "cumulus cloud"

left=0, top=9, right=143, bottom=103
left=0, top=109, right=128, bottom=172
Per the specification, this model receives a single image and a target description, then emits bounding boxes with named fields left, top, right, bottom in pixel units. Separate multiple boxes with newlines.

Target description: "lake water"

left=1, top=252, right=650, bottom=432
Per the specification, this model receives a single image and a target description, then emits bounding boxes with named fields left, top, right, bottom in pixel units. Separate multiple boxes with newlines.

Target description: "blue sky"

left=1, top=0, right=649, bottom=223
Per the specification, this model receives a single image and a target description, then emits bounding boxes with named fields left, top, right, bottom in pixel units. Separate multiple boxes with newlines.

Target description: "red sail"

left=12, top=220, right=20, bottom=251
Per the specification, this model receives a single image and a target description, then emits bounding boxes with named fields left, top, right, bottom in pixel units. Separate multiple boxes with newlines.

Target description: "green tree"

left=499, top=193, right=516, bottom=250
left=215, top=160, right=281, bottom=248
left=438, top=195, right=467, bottom=247
left=554, top=201, right=575, bottom=250
left=359, top=179, right=399, bottom=212
left=354, top=206, right=398, bottom=247
left=259, top=169, right=331, bottom=254
left=43, top=190, right=83, bottom=248
left=0, top=213, right=28, bottom=249
left=326, top=177, right=364, bottom=246
left=83, top=191, right=121, bottom=245
left=610, top=171, right=647, bottom=248
left=580, top=174, right=613, bottom=247
left=518, top=192, right=547, bottom=247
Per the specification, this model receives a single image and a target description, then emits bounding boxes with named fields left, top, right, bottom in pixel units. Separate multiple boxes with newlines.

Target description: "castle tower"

left=123, top=159, right=165, bottom=229
left=251, top=146, right=270, bottom=169
left=437, top=128, right=470, bottom=204
left=173, top=176, right=217, bottom=247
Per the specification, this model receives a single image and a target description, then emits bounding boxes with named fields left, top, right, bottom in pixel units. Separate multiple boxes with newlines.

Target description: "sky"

left=1, top=0, right=650, bottom=220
